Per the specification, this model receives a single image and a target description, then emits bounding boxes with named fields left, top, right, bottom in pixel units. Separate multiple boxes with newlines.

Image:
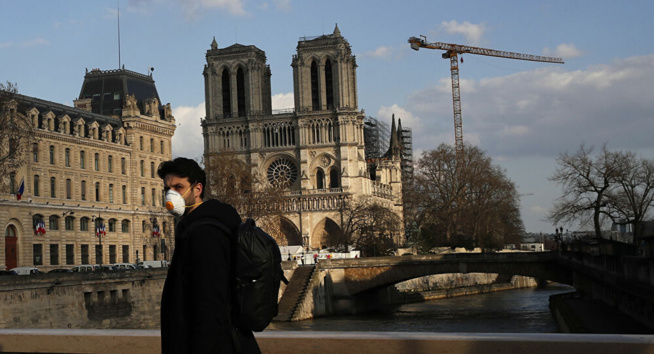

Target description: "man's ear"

left=195, top=183, right=203, bottom=198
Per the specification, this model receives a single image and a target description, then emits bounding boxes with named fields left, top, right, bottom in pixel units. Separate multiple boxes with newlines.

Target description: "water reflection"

left=268, top=284, right=574, bottom=333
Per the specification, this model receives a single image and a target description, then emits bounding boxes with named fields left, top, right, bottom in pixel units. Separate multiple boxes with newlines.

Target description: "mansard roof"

left=15, top=92, right=122, bottom=130
left=78, top=67, right=161, bottom=117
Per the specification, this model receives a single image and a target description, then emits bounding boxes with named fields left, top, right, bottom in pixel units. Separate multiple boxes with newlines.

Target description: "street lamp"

left=92, top=214, right=103, bottom=266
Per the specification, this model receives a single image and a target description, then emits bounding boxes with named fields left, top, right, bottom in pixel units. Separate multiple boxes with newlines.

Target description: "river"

left=267, top=284, right=575, bottom=333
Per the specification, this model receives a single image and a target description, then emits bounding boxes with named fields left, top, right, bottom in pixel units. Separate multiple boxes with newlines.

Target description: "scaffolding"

left=363, top=116, right=390, bottom=159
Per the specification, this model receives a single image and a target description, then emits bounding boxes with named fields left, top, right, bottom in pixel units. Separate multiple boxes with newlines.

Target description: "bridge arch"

left=259, top=215, right=302, bottom=246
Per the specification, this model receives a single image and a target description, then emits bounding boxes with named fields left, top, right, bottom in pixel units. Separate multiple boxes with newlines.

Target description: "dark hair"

left=157, top=158, right=206, bottom=198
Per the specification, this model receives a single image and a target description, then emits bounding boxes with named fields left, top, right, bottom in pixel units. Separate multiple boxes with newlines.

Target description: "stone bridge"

left=318, top=252, right=571, bottom=297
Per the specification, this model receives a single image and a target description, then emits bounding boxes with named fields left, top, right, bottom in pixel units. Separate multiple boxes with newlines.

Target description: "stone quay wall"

left=0, top=269, right=167, bottom=329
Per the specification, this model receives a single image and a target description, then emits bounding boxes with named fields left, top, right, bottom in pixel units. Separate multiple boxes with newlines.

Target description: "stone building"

left=201, top=25, right=405, bottom=249
left=1, top=68, right=176, bottom=271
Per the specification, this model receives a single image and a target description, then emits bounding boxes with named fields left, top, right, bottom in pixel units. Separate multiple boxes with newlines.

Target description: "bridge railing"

left=0, top=329, right=652, bottom=354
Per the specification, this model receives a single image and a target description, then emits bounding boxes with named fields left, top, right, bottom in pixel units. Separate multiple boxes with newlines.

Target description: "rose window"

left=267, top=158, right=298, bottom=189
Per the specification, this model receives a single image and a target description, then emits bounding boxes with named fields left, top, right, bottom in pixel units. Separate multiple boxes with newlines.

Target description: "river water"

left=267, top=284, right=575, bottom=333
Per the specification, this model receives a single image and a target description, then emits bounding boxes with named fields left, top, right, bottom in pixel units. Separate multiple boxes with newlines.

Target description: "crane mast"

left=408, top=36, right=564, bottom=168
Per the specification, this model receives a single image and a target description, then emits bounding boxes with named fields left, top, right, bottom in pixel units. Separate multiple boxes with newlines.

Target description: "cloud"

left=439, top=20, right=487, bottom=45
left=19, top=38, right=50, bottom=48
left=273, top=0, right=291, bottom=11
left=0, top=42, right=12, bottom=48
left=178, top=0, right=247, bottom=20
left=171, top=103, right=206, bottom=159
left=359, top=46, right=404, bottom=61
left=543, top=43, right=583, bottom=59
left=272, top=92, right=294, bottom=110
left=403, top=54, right=654, bottom=160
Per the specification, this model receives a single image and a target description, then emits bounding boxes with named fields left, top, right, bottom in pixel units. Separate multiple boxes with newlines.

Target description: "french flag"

left=16, top=177, right=24, bottom=201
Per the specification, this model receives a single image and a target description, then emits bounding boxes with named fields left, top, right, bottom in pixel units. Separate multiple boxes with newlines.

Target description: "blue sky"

left=3, top=0, right=654, bottom=234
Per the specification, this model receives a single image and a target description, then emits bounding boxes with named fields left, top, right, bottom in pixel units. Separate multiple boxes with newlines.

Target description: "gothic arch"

left=4, top=218, right=22, bottom=270
left=311, top=217, right=343, bottom=250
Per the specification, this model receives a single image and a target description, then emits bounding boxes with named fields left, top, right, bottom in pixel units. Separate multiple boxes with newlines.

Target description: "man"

left=158, top=157, right=260, bottom=353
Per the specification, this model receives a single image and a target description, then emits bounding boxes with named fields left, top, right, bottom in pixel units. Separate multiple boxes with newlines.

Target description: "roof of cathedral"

left=383, top=114, right=403, bottom=159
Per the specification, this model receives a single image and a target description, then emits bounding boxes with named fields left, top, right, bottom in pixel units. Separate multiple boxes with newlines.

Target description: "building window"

left=80, top=151, right=85, bottom=169
left=109, top=184, right=114, bottom=203
left=151, top=188, right=156, bottom=206
left=49, top=215, right=59, bottom=230
left=33, top=143, right=39, bottom=162
left=95, top=182, right=100, bottom=202
left=122, top=185, right=127, bottom=204
left=150, top=138, right=154, bottom=152
left=65, top=148, right=70, bottom=167
left=50, top=177, right=56, bottom=198
left=151, top=161, right=155, bottom=178
left=141, top=187, right=145, bottom=205
left=109, top=245, right=117, bottom=264
left=122, top=245, right=129, bottom=263
left=121, top=157, right=126, bottom=174
left=108, top=155, right=113, bottom=172
left=142, top=220, right=147, bottom=232
left=140, top=160, right=144, bottom=177
left=222, top=68, right=231, bottom=118
left=33, top=244, right=43, bottom=265
left=143, top=245, right=147, bottom=261
left=9, top=172, right=15, bottom=194
left=66, top=244, right=74, bottom=265
left=140, top=136, right=143, bottom=150
left=81, top=180, right=86, bottom=200
left=108, top=219, right=116, bottom=232
left=121, top=219, right=130, bottom=233
left=94, top=153, right=99, bottom=171
left=80, top=217, right=89, bottom=231
left=160, top=140, right=164, bottom=154
left=81, top=244, right=89, bottom=264
left=66, top=178, right=72, bottom=199
left=50, top=244, right=59, bottom=265
left=65, top=216, right=74, bottom=231
left=49, top=145, right=55, bottom=164
left=34, top=175, right=40, bottom=196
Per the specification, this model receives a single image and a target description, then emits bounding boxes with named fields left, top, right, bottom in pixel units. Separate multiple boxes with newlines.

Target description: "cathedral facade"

left=0, top=68, right=175, bottom=271
left=201, top=26, right=405, bottom=249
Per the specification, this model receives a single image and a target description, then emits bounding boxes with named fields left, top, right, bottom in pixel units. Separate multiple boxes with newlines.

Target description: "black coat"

left=160, top=199, right=260, bottom=353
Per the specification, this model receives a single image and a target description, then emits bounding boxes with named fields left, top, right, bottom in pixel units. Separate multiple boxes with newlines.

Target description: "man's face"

left=164, top=174, right=197, bottom=207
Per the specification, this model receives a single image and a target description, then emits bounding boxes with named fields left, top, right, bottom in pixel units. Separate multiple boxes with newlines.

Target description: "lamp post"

left=91, top=215, right=102, bottom=266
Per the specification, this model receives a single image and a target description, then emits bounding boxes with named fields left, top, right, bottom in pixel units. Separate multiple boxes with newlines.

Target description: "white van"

left=11, top=267, right=40, bottom=275
left=71, top=264, right=99, bottom=272
left=112, top=263, right=137, bottom=270
left=137, top=260, right=169, bottom=268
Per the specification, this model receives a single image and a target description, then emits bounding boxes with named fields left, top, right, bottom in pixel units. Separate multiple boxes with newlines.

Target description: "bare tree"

left=410, top=143, right=524, bottom=252
left=0, top=82, right=37, bottom=190
left=606, top=151, right=654, bottom=242
left=547, top=144, right=621, bottom=238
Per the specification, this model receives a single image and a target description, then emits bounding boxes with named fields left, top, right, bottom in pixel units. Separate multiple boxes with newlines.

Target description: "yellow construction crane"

left=408, top=35, right=564, bottom=164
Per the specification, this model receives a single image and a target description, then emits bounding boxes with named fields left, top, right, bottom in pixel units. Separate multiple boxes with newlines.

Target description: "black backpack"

left=195, top=217, right=288, bottom=332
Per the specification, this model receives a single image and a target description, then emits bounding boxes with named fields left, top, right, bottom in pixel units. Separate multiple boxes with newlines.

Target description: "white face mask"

left=165, top=187, right=190, bottom=217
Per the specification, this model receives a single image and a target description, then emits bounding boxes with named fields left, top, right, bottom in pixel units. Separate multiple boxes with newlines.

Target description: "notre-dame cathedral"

left=201, top=25, right=405, bottom=249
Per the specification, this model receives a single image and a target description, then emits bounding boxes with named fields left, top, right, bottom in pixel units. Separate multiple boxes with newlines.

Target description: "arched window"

left=160, top=140, right=164, bottom=154
left=222, top=68, right=231, bottom=118
left=329, top=168, right=340, bottom=188
left=108, top=219, right=117, bottom=232
left=49, top=215, right=59, bottom=230
left=316, top=169, right=325, bottom=190
left=236, top=68, right=246, bottom=117
left=150, top=138, right=154, bottom=152
left=66, top=178, right=72, bottom=199
left=108, top=155, right=113, bottom=172
left=80, top=217, right=89, bottom=231
left=94, top=153, right=99, bottom=171
left=65, top=216, right=75, bottom=231
left=121, top=219, right=130, bottom=233
left=151, top=161, right=155, bottom=178
left=310, top=61, right=319, bottom=110
left=140, top=136, right=144, bottom=150
left=121, top=157, right=126, bottom=174
left=325, top=59, right=334, bottom=109
left=49, top=145, right=55, bottom=164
